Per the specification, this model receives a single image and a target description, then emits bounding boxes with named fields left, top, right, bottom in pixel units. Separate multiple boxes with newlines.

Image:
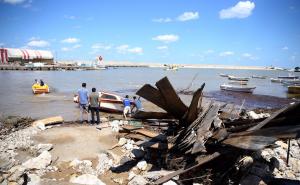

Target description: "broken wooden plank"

left=154, top=152, right=221, bottom=184
left=191, top=104, right=220, bottom=154
left=155, top=77, right=188, bottom=119
left=139, top=141, right=173, bottom=150
left=184, top=83, right=205, bottom=124
left=222, top=135, right=276, bottom=151
left=248, top=102, right=300, bottom=131
left=230, top=125, right=300, bottom=139
left=133, top=128, right=159, bottom=138
left=121, top=125, right=142, bottom=131
left=136, top=84, right=168, bottom=111
left=32, top=116, right=64, bottom=127
left=133, top=111, right=174, bottom=119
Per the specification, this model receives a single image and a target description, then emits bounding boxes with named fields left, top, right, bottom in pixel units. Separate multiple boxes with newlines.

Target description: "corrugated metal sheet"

left=5, top=48, right=53, bottom=60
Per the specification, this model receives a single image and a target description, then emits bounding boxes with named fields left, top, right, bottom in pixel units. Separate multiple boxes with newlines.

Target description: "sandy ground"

left=32, top=125, right=120, bottom=162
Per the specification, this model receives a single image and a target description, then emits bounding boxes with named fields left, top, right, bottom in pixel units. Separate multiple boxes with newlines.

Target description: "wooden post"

left=287, top=139, right=291, bottom=166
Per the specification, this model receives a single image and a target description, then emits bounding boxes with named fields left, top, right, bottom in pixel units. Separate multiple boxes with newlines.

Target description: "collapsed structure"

left=0, top=48, right=53, bottom=65
left=116, top=76, right=300, bottom=184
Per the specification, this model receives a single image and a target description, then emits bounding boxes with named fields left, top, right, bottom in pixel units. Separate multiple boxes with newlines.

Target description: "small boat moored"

left=32, top=84, right=50, bottom=94
left=288, top=86, right=300, bottom=94
left=270, top=78, right=283, bottom=83
left=220, top=84, right=256, bottom=93
left=278, top=74, right=299, bottom=79
left=219, top=73, right=229, bottom=77
left=228, top=80, right=248, bottom=85
left=74, top=91, right=133, bottom=113
left=228, top=75, right=250, bottom=81
left=251, top=75, right=267, bottom=79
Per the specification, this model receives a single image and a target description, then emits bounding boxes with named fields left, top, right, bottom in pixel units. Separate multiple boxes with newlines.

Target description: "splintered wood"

left=126, top=76, right=300, bottom=184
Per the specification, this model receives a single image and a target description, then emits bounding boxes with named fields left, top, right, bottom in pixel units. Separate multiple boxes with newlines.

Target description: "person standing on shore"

left=123, top=95, right=131, bottom=120
left=132, top=96, right=144, bottom=113
left=89, top=87, right=100, bottom=125
left=78, top=83, right=89, bottom=123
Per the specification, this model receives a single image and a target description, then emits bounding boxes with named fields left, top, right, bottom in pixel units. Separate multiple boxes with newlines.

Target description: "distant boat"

left=278, top=74, right=299, bottom=79
left=164, top=65, right=179, bottom=71
left=220, top=84, right=255, bottom=93
left=270, top=78, right=283, bottom=83
left=228, top=75, right=250, bottom=81
left=219, top=73, right=229, bottom=77
left=294, top=67, right=300, bottom=72
left=288, top=86, right=300, bottom=94
left=281, top=79, right=300, bottom=86
left=251, top=75, right=267, bottom=79
left=228, top=80, right=248, bottom=85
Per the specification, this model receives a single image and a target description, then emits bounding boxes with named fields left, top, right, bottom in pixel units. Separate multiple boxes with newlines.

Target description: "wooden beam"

left=136, top=84, right=168, bottom=111
left=155, top=77, right=188, bottom=119
left=184, top=83, right=205, bottom=124
left=154, top=152, right=221, bottom=184
left=191, top=104, right=220, bottom=154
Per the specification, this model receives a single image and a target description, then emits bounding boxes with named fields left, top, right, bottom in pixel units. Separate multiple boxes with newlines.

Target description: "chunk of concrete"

left=22, top=151, right=52, bottom=170
left=69, top=174, right=106, bottom=185
left=136, top=160, right=147, bottom=171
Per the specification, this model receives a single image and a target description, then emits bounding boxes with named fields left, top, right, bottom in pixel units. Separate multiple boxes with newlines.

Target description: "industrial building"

left=0, top=48, right=54, bottom=65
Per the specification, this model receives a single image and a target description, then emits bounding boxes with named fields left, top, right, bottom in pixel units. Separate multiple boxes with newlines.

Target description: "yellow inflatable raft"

left=32, top=84, right=50, bottom=94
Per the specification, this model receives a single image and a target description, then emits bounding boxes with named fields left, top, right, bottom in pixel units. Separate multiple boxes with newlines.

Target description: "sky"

left=0, top=0, right=300, bottom=67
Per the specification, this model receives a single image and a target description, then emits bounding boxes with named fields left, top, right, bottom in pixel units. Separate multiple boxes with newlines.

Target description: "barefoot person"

left=123, top=95, right=131, bottom=120
left=89, top=87, right=100, bottom=125
left=78, top=83, right=89, bottom=123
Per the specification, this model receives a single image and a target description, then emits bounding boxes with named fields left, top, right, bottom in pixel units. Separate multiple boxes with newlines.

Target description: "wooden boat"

left=228, top=80, right=248, bottom=85
left=270, top=78, right=282, bottom=83
left=219, top=73, right=229, bottom=77
left=228, top=75, right=250, bottom=81
left=32, top=84, right=50, bottom=94
left=74, top=91, right=133, bottom=113
left=220, top=84, right=256, bottom=93
left=288, top=86, right=300, bottom=94
left=251, top=75, right=267, bottom=79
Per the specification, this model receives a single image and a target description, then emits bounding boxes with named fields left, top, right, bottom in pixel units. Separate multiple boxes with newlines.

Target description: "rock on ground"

left=22, top=151, right=52, bottom=170
left=136, top=160, right=147, bottom=171
left=96, top=153, right=113, bottom=175
left=27, top=174, right=41, bottom=185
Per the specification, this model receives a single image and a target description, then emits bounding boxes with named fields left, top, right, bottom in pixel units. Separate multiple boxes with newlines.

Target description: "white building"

left=0, top=48, right=54, bottom=65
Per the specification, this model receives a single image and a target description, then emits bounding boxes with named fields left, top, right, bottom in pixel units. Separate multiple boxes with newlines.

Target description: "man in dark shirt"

left=89, top=87, right=100, bottom=125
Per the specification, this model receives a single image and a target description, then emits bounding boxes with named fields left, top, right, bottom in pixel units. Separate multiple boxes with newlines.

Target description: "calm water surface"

left=0, top=68, right=298, bottom=120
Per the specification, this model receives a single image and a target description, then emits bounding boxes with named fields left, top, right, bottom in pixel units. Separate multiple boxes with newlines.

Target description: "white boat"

left=219, top=73, right=229, bottom=77
left=278, top=74, right=299, bottom=79
left=74, top=91, right=133, bottom=113
left=270, top=78, right=283, bottom=83
left=228, top=80, right=248, bottom=85
left=220, top=84, right=256, bottom=93
left=281, top=79, right=300, bottom=86
left=228, top=75, right=250, bottom=81
left=251, top=75, right=267, bottom=79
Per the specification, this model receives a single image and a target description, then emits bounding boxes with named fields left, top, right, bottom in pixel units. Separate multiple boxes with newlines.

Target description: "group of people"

left=77, top=83, right=143, bottom=124
left=33, top=79, right=45, bottom=87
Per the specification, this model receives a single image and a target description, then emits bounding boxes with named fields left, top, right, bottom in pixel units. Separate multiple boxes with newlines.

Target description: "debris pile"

left=113, top=76, right=300, bottom=184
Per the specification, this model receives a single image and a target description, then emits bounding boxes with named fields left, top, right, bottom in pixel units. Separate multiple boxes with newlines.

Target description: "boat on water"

left=219, top=73, right=229, bottom=77
left=228, top=80, right=248, bottom=85
left=251, top=75, right=267, bottom=79
left=32, top=84, right=50, bottom=94
left=74, top=91, right=133, bottom=113
left=281, top=79, right=300, bottom=86
left=220, top=84, right=256, bottom=93
left=270, top=78, right=283, bottom=83
left=288, top=86, right=300, bottom=94
left=277, top=74, right=299, bottom=79
left=228, top=75, right=250, bottom=81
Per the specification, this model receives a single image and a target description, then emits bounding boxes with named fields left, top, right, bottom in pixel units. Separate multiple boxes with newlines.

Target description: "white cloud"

left=177, top=12, right=199, bottom=21
left=282, top=46, right=289, bottom=50
left=91, top=43, right=112, bottom=50
left=157, top=46, right=168, bottom=50
left=290, top=55, right=296, bottom=61
left=116, top=45, right=143, bottom=55
left=219, top=51, right=234, bottom=57
left=3, top=0, right=26, bottom=4
left=242, top=53, right=258, bottom=60
left=219, top=1, right=255, bottom=19
left=128, top=47, right=143, bottom=54
left=61, top=44, right=81, bottom=52
left=152, top=18, right=172, bottom=23
left=152, top=34, right=179, bottom=43
left=27, top=40, right=49, bottom=47
left=242, top=53, right=252, bottom=57
left=61, top=47, right=70, bottom=51
left=61, top=37, right=80, bottom=43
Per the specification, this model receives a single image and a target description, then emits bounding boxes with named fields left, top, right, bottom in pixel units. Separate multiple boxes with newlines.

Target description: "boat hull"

left=220, top=85, right=255, bottom=93
left=32, top=85, right=50, bottom=94
left=228, top=76, right=249, bottom=81
left=288, top=86, right=300, bottom=94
